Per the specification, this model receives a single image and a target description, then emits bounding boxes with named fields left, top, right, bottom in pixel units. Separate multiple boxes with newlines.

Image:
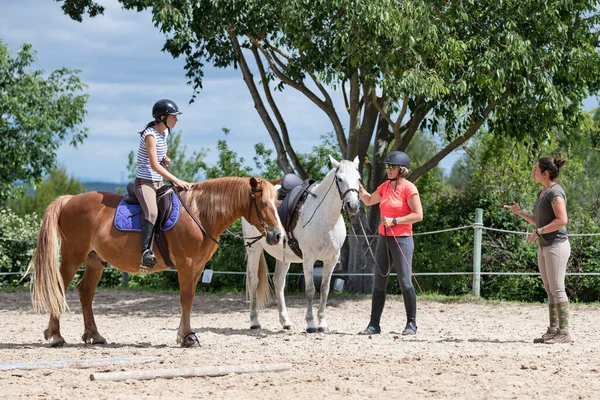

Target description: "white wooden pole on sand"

left=0, top=356, right=158, bottom=371
left=90, top=363, right=292, bottom=382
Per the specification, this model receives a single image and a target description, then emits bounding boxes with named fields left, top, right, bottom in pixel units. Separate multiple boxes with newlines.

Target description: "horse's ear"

left=329, top=155, right=340, bottom=168
left=250, top=177, right=259, bottom=189
left=352, top=155, right=359, bottom=169
left=270, top=177, right=283, bottom=185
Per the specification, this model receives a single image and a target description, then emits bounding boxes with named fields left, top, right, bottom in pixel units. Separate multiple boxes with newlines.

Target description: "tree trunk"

left=344, top=208, right=374, bottom=293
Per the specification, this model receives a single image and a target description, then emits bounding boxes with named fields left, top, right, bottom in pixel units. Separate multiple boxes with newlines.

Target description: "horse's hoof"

left=92, top=337, right=107, bottom=345
left=82, top=332, right=107, bottom=345
left=50, top=338, right=66, bottom=348
left=306, top=327, right=318, bottom=333
left=283, top=325, right=293, bottom=330
left=181, top=332, right=200, bottom=348
left=250, top=324, right=261, bottom=330
left=318, top=326, right=329, bottom=333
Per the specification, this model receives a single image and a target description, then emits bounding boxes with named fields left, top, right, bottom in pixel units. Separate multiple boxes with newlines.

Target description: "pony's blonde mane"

left=180, top=177, right=277, bottom=228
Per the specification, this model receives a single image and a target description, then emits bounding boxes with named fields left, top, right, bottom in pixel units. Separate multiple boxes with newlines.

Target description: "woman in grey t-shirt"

left=504, top=157, right=572, bottom=344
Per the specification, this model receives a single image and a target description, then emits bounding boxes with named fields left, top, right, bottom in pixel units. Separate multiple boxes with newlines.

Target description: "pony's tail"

left=27, top=195, right=73, bottom=318
left=248, top=252, right=272, bottom=310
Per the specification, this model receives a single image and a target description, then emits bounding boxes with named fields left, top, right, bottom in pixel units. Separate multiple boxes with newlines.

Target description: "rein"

left=174, top=189, right=220, bottom=246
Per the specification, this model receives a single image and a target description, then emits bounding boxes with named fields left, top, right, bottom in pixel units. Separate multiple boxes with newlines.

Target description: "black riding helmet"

left=384, top=150, right=410, bottom=168
left=152, top=99, right=182, bottom=127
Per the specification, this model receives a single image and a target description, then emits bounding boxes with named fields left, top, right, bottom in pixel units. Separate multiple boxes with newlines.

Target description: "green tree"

left=0, top=41, right=88, bottom=202
left=0, top=208, right=40, bottom=286
left=204, top=128, right=253, bottom=178
left=7, top=165, right=85, bottom=216
left=438, top=117, right=600, bottom=301
left=56, top=1, right=600, bottom=183
left=253, top=142, right=281, bottom=180
left=56, top=2, right=600, bottom=288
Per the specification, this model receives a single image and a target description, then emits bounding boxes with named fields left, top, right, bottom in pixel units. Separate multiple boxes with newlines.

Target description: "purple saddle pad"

left=114, top=192, right=180, bottom=232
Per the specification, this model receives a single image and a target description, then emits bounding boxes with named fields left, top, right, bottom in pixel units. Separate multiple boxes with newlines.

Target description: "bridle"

left=244, top=188, right=272, bottom=247
left=334, top=167, right=361, bottom=207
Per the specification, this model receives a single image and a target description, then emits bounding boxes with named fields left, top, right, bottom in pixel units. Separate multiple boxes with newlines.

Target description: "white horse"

left=242, top=156, right=361, bottom=333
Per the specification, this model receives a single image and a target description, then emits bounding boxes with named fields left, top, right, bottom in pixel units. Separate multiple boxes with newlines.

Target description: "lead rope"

left=343, top=206, right=389, bottom=278
left=384, top=224, right=439, bottom=322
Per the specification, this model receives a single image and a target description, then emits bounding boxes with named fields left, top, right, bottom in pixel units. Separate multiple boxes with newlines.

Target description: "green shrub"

left=0, top=208, right=39, bottom=287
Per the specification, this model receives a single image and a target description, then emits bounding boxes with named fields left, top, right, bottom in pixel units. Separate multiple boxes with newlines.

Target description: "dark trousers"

left=369, top=235, right=417, bottom=326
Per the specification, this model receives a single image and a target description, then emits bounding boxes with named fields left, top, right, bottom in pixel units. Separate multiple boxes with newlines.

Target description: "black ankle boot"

left=140, top=220, right=157, bottom=269
left=402, top=321, right=417, bottom=335
left=358, top=325, right=381, bottom=335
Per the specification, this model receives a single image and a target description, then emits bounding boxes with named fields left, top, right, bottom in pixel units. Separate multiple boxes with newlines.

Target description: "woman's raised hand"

left=503, top=201, right=522, bottom=216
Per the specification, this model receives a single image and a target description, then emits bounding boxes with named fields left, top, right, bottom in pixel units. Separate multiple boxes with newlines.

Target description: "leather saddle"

left=123, top=182, right=178, bottom=269
left=276, top=173, right=317, bottom=258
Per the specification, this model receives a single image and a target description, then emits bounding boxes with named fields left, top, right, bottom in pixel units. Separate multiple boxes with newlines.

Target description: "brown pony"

left=28, top=177, right=283, bottom=348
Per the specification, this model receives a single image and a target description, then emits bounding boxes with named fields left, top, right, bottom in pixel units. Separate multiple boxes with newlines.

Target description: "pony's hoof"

left=92, top=336, right=107, bottom=345
left=43, top=328, right=53, bottom=341
left=250, top=324, right=261, bottom=330
left=306, top=327, right=318, bottom=333
left=318, top=326, right=329, bottom=333
left=82, top=332, right=107, bottom=345
left=181, top=332, right=200, bottom=348
left=50, top=338, right=66, bottom=348
left=283, top=325, right=293, bottom=330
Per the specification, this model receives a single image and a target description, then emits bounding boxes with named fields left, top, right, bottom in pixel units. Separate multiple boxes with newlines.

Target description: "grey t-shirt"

left=534, top=183, right=568, bottom=247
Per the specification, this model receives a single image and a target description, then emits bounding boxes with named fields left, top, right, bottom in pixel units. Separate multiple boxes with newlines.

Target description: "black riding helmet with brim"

left=384, top=151, right=410, bottom=182
left=152, top=99, right=182, bottom=128
left=384, top=150, right=410, bottom=168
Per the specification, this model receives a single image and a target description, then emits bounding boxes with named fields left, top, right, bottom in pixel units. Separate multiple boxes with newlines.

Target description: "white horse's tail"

left=251, top=252, right=272, bottom=310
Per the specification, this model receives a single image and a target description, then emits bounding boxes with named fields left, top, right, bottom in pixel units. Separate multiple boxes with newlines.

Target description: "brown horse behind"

left=28, top=177, right=283, bottom=348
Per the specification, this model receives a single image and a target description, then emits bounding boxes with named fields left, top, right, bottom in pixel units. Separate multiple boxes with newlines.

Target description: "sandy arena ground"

left=0, top=289, right=598, bottom=399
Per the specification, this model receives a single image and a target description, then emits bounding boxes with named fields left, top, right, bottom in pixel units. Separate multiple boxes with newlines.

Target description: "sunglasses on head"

left=385, top=164, right=400, bottom=169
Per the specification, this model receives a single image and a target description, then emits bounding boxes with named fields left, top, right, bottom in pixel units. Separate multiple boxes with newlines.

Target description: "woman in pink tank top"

left=357, top=151, right=423, bottom=336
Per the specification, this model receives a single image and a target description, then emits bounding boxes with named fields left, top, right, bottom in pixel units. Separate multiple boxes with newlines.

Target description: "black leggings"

left=371, top=235, right=417, bottom=324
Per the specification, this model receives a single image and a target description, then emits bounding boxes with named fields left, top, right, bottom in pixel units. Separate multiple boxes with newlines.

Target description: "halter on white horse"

left=242, top=155, right=361, bottom=332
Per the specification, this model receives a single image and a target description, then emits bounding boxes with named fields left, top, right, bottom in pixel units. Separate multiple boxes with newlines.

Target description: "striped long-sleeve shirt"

left=136, top=127, right=168, bottom=181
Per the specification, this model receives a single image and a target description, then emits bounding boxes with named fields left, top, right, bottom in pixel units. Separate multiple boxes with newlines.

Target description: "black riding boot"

left=359, top=289, right=386, bottom=335
left=140, top=220, right=157, bottom=270
left=401, top=287, right=417, bottom=335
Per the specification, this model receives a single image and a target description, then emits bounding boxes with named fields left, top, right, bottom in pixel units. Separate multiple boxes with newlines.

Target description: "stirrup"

left=139, top=250, right=157, bottom=273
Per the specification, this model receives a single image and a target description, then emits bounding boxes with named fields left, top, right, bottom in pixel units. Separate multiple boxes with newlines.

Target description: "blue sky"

left=3, top=0, right=344, bottom=183
left=3, top=1, right=598, bottom=183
